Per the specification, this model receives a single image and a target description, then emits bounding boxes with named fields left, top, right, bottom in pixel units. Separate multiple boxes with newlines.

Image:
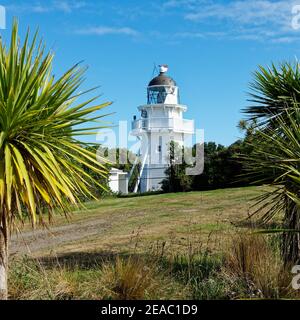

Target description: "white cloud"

left=75, top=26, right=139, bottom=37
left=163, top=0, right=300, bottom=43
left=175, top=30, right=227, bottom=39
left=52, top=1, right=86, bottom=13
left=7, top=0, right=300, bottom=44
left=7, top=1, right=87, bottom=14
left=162, top=0, right=200, bottom=9
left=185, top=0, right=292, bottom=25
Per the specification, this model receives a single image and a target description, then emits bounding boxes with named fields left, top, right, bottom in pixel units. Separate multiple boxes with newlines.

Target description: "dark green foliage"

left=80, top=146, right=111, bottom=199
left=160, top=142, right=193, bottom=193
left=243, top=62, right=300, bottom=126
left=107, top=148, right=139, bottom=193
left=242, top=61, right=300, bottom=264
left=192, top=142, right=245, bottom=190
left=161, top=139, right=255, bottom=193
left=81, top=147, right=139, bottom=197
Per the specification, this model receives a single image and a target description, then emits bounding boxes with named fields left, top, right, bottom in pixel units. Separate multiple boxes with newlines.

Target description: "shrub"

left=9, top=257, right=77, bottom=300
left=99, top=256, right=185, bottom=300
left=9, top=255, right=185, bottom=300
left=100, top=256, right=154, bottom=300
left=225, top=233, right=295, bottom=299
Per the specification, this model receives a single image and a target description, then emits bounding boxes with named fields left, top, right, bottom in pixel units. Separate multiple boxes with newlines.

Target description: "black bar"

left=0, top=300, right=299, bottom=319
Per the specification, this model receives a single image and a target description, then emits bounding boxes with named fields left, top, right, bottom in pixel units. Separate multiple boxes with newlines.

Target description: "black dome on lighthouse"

left=148, top=65, right=177, bottom=87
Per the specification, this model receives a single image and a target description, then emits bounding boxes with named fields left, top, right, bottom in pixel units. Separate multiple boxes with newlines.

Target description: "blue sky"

left=1, top=0, right=300, bottom=146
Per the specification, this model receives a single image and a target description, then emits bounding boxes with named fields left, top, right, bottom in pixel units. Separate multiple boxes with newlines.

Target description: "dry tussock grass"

left=225, top=233, right=297, bottom=299
left=9, top=258, right=77, bottom=300
left=8, top=255, right=186, bottom=300
left=99, top=256, right=187, bottom=300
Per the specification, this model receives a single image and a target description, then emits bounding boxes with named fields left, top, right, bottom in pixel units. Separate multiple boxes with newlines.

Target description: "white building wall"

left=109, top=169, right=128, bottom=194
left=163, top=87, right=179, bottom=104
left=131, top=79, right=194, bottom=193
left=109, top=173, right=119, bottom=193
left=139, top=130, right=185, bottom=193
left=118, top=175, right=128, bottom=194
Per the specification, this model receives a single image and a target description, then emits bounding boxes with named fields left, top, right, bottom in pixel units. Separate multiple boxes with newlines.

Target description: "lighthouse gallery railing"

left=131, top=118, right=194, bottom=133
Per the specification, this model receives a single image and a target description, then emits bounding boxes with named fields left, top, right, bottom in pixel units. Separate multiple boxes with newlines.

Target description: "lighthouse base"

left=140, top=164, right=168, bottom=193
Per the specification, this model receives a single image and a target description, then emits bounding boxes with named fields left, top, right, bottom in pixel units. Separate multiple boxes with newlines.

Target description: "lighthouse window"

left=148, top=87, right=169, bottom=104
left=141, top=110, right=147, bottom=118
left=158, top=136, right=163, bottom=153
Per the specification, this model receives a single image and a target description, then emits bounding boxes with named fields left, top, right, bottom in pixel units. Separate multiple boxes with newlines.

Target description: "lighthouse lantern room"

left=131, top=65, right=194, bottom=193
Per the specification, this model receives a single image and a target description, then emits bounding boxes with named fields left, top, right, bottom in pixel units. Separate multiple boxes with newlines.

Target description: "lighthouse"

left=131, top=65, right=194, bottom=193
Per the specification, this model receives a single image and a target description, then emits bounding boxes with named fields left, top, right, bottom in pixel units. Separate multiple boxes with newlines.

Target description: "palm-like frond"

left=0, top=20, right=111, bottom=226
left=244, top=62, right=300, bottom=126
left=244, top=104, right=300, bottom=219
left=244, top=100, right=300, bottom=263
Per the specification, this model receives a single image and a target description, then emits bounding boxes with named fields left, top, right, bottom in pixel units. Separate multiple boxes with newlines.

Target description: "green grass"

left=176, top=222, right=229, bottom=233
left=9, top=186, right=299, bottom=300
left=15, top=186, right=267, bottom=257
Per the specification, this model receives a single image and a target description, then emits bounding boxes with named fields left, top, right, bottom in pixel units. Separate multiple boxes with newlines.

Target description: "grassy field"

left=11, top=186, right=265, bottom=258
left=10, top=186, right=295, bottom=300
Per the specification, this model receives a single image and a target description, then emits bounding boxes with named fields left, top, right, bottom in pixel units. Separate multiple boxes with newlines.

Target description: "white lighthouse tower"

left=131, top=65, right=194, bottom=193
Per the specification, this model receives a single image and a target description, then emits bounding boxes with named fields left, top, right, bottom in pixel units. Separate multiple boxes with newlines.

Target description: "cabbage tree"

left=0, top=21, right=110, bottom=299
left=244, top=62, right=300, bottom=264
